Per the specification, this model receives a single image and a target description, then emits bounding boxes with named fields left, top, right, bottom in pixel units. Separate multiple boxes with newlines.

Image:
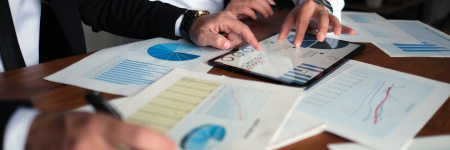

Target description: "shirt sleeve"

left=291, top=0, right=345, bottom=21
left=3, top=107, right=39, bottom=150
left=175, top=14, right=183, bottom=37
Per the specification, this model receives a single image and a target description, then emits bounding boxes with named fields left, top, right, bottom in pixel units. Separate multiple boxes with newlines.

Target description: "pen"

left=85, top=91, right=122, bottom=120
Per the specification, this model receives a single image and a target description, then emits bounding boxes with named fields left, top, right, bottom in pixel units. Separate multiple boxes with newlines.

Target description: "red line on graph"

left=374, top=86, right=392, bottom=124
left=231, top=90, right=243, bottom=121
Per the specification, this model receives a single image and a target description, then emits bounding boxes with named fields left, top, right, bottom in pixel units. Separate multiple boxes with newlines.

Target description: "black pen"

left=85, top=91, right=122, bottom=120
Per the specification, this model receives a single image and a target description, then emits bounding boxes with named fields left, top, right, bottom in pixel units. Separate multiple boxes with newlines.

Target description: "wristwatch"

left=312, top=0, right=333, bottom=14
left=180, top=10, right=210, bottom=39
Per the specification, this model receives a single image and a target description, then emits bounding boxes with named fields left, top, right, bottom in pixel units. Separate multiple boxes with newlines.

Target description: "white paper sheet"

left=293, top=60, right=450, bottom=150
left=327, top=12, right=421, bottom=44
left=118, top=68, right=303, bottom=150
left=267, top=110, right=326, bottom=149
left=374, top=20, right=450, bottom=57
left=45, top=38, right=228, bottom=96
left=327, top=135, right=450, bottom=150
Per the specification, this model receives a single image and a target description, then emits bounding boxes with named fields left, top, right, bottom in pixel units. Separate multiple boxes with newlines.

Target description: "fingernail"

left=257, top=45, right=263, bottom=51
left=335, top=27, right=342, bottom=36
left=317, top=32, right=325, bottom=41
left=222, top=41, right=230, bottom=49
left=270, top=0, right=276, bottom=5
left=295, top=42, right=301, bottom=48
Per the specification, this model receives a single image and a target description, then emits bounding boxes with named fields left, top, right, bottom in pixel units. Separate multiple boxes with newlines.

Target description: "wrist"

left=180, top=10, right=210, bottom=40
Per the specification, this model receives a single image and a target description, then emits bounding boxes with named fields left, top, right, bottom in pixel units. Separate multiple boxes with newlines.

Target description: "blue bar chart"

left=94, top=59, right=169, bottom=85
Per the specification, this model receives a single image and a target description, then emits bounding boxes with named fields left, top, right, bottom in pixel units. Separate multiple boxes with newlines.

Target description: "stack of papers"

left=331, top=11, right=450, bottom=57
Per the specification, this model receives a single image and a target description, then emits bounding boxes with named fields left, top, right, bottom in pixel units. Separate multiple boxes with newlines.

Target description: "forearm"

left=77, top=0, right=186, bottom=39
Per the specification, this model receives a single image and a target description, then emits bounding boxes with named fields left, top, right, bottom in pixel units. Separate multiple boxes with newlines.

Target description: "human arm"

left=76, top=0, right=260, bottom=50
left=279, top=0, right=355, bottom=48
left=0, top=101, right=174, bottom=150
left=76, top=0, right=185, bottom=40
left=26, top=112, right=175, bottom=150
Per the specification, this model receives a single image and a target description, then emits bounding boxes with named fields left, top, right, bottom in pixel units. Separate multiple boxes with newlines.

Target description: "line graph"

left=297, top=63, right=436, bottom=137
left=230, top=90, right=243, bottom=121
left=374, top=85, right=392, bottom=124
left=199, top=85, right=271, bottom=121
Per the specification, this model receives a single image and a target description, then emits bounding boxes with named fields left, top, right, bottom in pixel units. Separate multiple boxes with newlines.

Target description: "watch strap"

left=180, top=10, right=210, bottom=39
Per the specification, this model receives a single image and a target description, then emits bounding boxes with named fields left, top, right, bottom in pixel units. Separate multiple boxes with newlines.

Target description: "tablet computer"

left=208, top=31, right=365, bottom=88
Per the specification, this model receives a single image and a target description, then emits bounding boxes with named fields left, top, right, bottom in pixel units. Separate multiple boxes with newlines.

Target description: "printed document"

left=328, top=135, right=450, bottom=150
left=45, top=38, right=227, bottom=96
left=374, top=20, right=450, bottom=57
left=327, top=12, right=420, bottom=44
left=293, top=60, right=450, bottom=150
left=118, top=68, right=303, bottom=150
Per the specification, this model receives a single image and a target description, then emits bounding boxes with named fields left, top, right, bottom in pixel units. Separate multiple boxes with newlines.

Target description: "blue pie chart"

left=181, top=125, right=226, bottom=150
left=287, top=34, right=348, bottom=49
left=148, top=43, right=202, bottom=61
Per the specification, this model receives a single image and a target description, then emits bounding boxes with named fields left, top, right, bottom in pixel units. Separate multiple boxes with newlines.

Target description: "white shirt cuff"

left=175, top=14, right=184, bottom=37
left=4, top=107, right=39, bottom=150
left=292, top=0, right=344, bottom=21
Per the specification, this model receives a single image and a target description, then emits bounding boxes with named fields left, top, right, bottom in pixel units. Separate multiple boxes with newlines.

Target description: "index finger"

left=224, top=17, right=262, bottom=50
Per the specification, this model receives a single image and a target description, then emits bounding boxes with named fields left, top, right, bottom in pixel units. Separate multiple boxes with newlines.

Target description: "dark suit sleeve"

left=76, top=0, right=186, bottom=40
left=0, top=101, right=33, bottom=150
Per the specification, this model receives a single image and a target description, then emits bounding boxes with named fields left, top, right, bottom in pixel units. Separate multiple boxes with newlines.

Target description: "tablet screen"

left=209, top=31, right=365, bottom=87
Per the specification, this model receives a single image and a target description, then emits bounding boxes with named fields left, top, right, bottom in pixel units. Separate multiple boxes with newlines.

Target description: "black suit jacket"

left=0, top=101, right=33, bottom=150
left=38, top=0, right=186, bottom=63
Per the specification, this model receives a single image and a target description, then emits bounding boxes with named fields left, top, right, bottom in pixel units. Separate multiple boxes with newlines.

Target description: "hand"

left=278, top=1, right=355, bottom=48
left=189, top=11, right=262, bottom=51
left=26, top=112, right=175, bottom=150
left=225, top=0, right=276, bottom=20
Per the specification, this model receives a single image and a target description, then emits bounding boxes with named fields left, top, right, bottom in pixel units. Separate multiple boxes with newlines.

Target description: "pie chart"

left=147, top=43, right=202, bottom=61
left=180, top=125, right=226, bottom=150
left=287, top=34, right=348, bottom=49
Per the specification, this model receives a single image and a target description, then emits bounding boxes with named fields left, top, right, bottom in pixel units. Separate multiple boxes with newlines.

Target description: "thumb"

left=203, top=32, right=232, bottom=50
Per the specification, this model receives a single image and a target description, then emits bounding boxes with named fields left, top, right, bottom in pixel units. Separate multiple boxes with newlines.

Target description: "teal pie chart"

left=148, top=43, right=202, bottom=61
left=181, top=125, right=226, bottom=150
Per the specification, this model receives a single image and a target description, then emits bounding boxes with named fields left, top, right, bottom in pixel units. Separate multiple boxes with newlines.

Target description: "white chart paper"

left=118, top=68, right=303, bottom=150
left=327, top=12, right=420, bottom=44
left=267, top=110, right=326, bottom=149
left=293, top=60, right=450, bottom=150
left=328, top=135, right=450, bottom=150
left=374, top=20, right=450, bottom=57
left=45, top=38, right=228, bottom=96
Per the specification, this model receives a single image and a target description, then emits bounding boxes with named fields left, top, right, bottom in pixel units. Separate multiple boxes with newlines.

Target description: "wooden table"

left=1, top=9, right=449, bottom=150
